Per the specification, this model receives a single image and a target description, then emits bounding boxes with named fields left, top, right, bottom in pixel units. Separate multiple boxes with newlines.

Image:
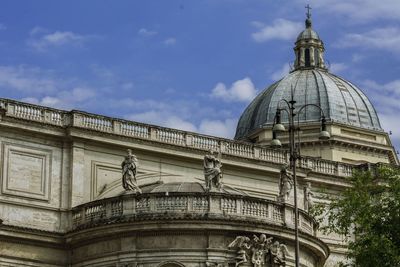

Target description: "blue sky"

left=0, top=0, right=399, bottom=152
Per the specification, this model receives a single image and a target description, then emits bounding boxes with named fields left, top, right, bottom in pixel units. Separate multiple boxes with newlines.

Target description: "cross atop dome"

left=305, top=4, right=313, bottom=28
left=305, top=4, right=312, bottom=19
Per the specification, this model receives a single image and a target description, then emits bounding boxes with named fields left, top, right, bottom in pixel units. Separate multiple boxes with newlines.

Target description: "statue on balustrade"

left=121, top=149, right=142, bottom=194
left=204, top=150, right=223, bottom=191
left=229, top=234, right=291, bottom=267
left=304, top=182, right=314, bottom=212
left=278, top=165, right=293, bottom=203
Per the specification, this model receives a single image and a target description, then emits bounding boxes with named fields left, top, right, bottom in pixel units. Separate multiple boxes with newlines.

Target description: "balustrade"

left=71, top=193, right=317, bottom=237
left=155, top=128, right=185, bottom=145
left=120, top=122, right=149, bottom=138
left=192, top=135, right=219, bottom=151
left=225, top=142, right=254, bottom=158
left=0, top=98, right=356, bottom=178
left=81, top=115, right=113, bottom=132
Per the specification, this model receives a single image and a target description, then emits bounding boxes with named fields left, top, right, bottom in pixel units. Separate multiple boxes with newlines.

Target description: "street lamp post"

left=271, top=91, right=330, bottom=267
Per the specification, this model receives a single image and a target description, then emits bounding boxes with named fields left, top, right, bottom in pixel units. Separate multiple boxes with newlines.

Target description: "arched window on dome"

left=314, top=49, right=319, bottom=66
left=297, top=50, right=301, bottom=66
left=305, top=48, right=311, bottom=67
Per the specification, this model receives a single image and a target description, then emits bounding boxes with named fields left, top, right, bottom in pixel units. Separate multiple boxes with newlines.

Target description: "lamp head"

left=273, top=123, right=285, bottom=133
left=319, top=130, right=330, bottom=140
left=271, top=131, right=282, bottom=148
left=273, top=109, right=285, bottom=132
left=271, top=138, right=282, bottom=148
left=319, top=116, right=330, bottom=140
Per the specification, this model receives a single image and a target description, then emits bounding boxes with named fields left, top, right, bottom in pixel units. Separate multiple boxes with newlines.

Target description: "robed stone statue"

left=278, top=164, right=293, bottom=203
left=121, top=149, right=141, bottom=194
left=204, top=150, right=223, bottom=191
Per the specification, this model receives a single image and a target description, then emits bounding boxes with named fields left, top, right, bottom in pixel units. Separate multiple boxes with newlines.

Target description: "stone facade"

left=0, top=98, right=392, bottom=266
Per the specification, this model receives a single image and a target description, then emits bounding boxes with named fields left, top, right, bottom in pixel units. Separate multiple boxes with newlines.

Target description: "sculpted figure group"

left=229, top=234, right=291, bottom=267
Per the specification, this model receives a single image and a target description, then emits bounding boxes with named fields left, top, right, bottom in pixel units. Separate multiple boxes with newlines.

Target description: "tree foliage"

left=312, top=164, right=400, bottom=267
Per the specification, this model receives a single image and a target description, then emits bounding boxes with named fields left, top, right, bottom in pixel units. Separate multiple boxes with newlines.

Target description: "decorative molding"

left=91, top=161, right=122, bottom=200
left=1, top=142, right=52, bottom=202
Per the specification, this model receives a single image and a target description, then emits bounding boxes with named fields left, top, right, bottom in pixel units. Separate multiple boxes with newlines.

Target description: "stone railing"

left=71, top=192, right=318, bottom=236
left=0, top=98, right=354, bottom=177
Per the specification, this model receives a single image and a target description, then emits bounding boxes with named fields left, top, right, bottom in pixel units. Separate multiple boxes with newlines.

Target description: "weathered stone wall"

left=0, top=99, right=365, bottom=266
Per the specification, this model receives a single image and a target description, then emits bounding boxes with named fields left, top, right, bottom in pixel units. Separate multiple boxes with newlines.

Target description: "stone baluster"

left=267, top=203, right=274, bottom=220
left=123, top=196, right=136, bottom=216
left=219, top=141, right=227, bottom=154
left=253, top=147, right=260, bottom=159
left=105, top=201, right=112, bottom=218
left=149, top=195, right=156, bottom=211
left=113, top=120, right=121, bottom=135
left=283, top=205, right=293, bottom=227
left=72, top=112, right=83, bottom=127
left=150, top=127, right=157, bottom=140
left=185, top=134, right=193, bottom=147
left=209, top=194, right=221, bottom=214
left=236, top=198, right=243, bottom=215
left=80, top=207, right=86, bottom=225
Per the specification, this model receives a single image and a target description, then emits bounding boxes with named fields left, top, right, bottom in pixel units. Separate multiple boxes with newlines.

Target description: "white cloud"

left=90, top=64, right=115, bottom=81
left=21, top=87, right=96, bottom=110
left=127, top=111, right=197, bottom=132
left=138, top=28, right=158, bottom=37
left=199, top=118, right=237, bottom=138
left=251, top=19, right=302, bottom=42
left=307, top=0, right=400, bottom=22
left=163, top=37, right=176, bottom=46
left=361, top=79, right=400, bottom=149
left=0, top=65, right=58, bottom=93
left=211, top=77, right=257, bottom=102
left=336, top=27, right=400, bottom=53
left=27, top=29, right=94, bottom=52
left=30, top=26, right=47, bottom=36
left=270, top=63, right=290, bottom=81
left=127, top=111, right=236, bottom=138
left=329, top=63, right=348, bottom=74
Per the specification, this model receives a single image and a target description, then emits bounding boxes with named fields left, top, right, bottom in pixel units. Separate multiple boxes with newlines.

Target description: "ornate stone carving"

left=229, top=234, right=292, bottom=267
left=204, top=150, right=223, bottom=191
left=278, top=165, right=293, bottom=203
left=121, top=149, right=141, bottom=193
left=228, top=236, right=251, bottom=267
left=303, top=182, right=314, bottom=212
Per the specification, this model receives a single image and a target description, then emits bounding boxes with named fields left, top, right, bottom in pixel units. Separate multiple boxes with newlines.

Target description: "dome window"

left=305, top=48, right=311, bottom=67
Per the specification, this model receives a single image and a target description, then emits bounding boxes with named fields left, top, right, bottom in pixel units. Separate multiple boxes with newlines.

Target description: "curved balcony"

left=71, top=191, right=318, bottom=236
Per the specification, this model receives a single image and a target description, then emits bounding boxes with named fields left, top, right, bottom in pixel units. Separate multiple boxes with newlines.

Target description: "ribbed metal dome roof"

left=297, top=23, right=320, bottom=41
left=234, top=69, right=382, bottom=140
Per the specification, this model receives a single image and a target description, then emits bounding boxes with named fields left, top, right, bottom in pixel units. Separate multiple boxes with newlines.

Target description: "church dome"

left=234, top=69, right=382, bottom=140
left=234, top=12, right=382, bottom=141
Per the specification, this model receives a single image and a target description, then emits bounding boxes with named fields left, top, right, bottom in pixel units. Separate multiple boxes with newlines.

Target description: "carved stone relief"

left=228, top=234, right=292, bottom=267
